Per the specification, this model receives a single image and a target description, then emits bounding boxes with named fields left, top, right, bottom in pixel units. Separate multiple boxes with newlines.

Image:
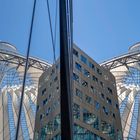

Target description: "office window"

left=74, top=124, right=85, bottom=139
left=89, top=61, right=95, bottom=70
left=106, top=97, right=112, bottom=105
left=90, top=86, right=95, bottom=93
left=81, top=80, right=88, bottom=87
left=92, top=75, right=98, bottom=83
left=97, top=68, right=102, bottom=75
left=100, top=81, right=104, bottom=87
left=85, top=95, right=92, bottom=105
left=54, top=114, right=60, bottom=131
left=53, top=101, right=59, bottom=110
left=46, top=107, right=51, bottom=116
left=40, top=114, right=43, bottom=120
left=95, top=101, right=100, bottom=110
left=40, top=126, right=47, bottom=140
left=101, top=121, right=114, bottom=137
left=83, top=109, right=92, bottom=124
left=107, top=87, right=113, bottom=94
left=43, top=98, right=48, bottom=106
left=42, top=88, right=46, bottom=96
left=83, top=69, right=90, bottom=78
left=81, top=55, right=87, bottom=64
left=46, top=122, right=53, bottom=135
left=113, top=113, right=116, bottom=119
left=48, top=94, right=51, bottom=100
left=56, top=86, right=59, bottom=92
left=83, top=109, right=99, bottom=130
left=73, top=48, right=79, bottom=57
left=54, top=76, right=58, bottom=82
left=74, top=124, right=98, bottom=139
left=101, top=93, right=105, bottom=99
left=75, top=62, right=82, bottom=72
left=73, top=103, right=80, bottom=119
left=75, top=88, right=83, bottom=100
left=73, top=73, right=79, bottom=82
left=50, top=82, right=52, bottom=87
left=103, top=106, right=109, bottom=115
left=92, top=117, right=99, bottom=130
left=116, top=104, right=119, bottom=109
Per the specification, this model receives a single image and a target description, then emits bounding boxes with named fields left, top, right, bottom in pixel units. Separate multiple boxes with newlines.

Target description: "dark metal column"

left=60, top=0, right=73, bottom=139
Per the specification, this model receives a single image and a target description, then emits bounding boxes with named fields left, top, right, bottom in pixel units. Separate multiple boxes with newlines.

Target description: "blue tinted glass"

left=75, top=62, right=82, bottom=71
left=81, top=55, right=87, bottom=64
left=95, top=101, right=100, bottom=110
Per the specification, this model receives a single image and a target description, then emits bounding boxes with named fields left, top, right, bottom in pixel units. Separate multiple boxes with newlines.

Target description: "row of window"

left=39, top=99, right=115, bottom=123
left=73, top=101, right=116, bottom=121
left=75, top=88, right=113, bottom=106
left=75, top=61, right=102, bottom=79
left=38, top=110, right=114, bottom=138
left=35, top=123, right=106, bottom=140
left=73, top=106, right=116, bottom=138
left=73, top=72, right=113, bottom=95
left=100, top=93, right=112, bottom=105
left=38, top=114, right=60, bottom=140
left=74, top=124, right=105, bottom=140
left=101, top=120, right=115, bottom=137
left=73, top=48, right=102, bottom=76
left=40, top=100, right=60, bottom=119
left=41, top=88, right=46, bottom=96
left=41, top=85, right=59, bottom=97
left=75, top=61, right=103, bottom=85
left=75, top=88, right=99, bottom=107
left=83, top=109, right=99, bottom=130
left=73, top=73, right=113, bottom=97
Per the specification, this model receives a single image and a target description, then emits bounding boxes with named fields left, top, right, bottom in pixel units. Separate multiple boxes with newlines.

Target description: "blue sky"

left=0, top=0, right=140, bottom=63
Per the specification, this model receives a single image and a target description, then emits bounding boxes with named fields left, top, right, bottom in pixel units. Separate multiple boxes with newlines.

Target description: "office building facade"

left=34, top=44, right=122, bottom=140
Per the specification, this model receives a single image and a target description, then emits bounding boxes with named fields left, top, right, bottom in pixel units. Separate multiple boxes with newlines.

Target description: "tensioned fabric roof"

left=101, top=42, right=140, bottom=140
left=0, top=42, right=51, bottom=140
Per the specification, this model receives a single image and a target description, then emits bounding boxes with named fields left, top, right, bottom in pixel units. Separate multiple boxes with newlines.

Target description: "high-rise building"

left=34, top=44, right=122, bottom=140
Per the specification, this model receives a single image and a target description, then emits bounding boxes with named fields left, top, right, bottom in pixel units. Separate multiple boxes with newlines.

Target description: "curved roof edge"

left=0, top=41, right=17, bottom=52
left=129, top=42, right=140, bottom=52
left=101, top=42, right=140, bottom=66
left=0, top=41, right=52, bottom=67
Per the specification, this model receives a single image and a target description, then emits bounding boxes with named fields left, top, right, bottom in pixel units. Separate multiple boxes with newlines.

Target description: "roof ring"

left=129, top=42, right=140, bottom=52
left=0, top=41, right=17, bottom=53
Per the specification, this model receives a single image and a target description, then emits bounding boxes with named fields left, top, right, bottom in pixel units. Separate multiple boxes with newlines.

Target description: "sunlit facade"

left=101, top=42, right=140, bottom=140
left=34, top=44, right=122, bottom=140
left=0, top=42, right=50, bottom=140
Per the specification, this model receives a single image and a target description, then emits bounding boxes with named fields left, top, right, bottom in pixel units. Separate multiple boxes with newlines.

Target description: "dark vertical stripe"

left=60, top=0, right=73, bottom=139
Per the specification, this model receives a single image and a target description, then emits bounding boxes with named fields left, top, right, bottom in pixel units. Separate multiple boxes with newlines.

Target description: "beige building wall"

left=34, top=45, right=122, bottom=140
